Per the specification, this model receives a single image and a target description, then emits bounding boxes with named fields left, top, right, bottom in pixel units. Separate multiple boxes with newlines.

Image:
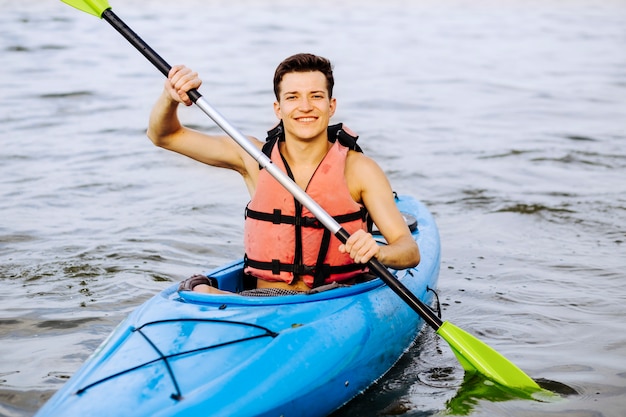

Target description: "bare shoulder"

left=345, top=150, right=386, bottom=175
left=345, top=150, right=391, bottom=202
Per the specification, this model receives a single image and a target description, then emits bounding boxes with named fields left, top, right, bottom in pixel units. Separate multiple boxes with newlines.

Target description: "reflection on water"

left=1, top=0, right=625, bottom=416
left=446, top=374, right=534, bottom=416
left=443, top=373, right=576, bottom=416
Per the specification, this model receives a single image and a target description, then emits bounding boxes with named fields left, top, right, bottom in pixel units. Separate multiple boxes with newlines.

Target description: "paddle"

left=60, top=0, right=548, bottom=396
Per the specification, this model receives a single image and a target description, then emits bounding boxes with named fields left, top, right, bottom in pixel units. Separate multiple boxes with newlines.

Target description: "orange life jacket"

left=243, top=123, right=369, bottom=288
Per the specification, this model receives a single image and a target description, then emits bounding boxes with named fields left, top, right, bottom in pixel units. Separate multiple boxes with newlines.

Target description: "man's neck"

left=279, top=134, right=332, bottom=189
left=280, top=133, right=331, bottom=167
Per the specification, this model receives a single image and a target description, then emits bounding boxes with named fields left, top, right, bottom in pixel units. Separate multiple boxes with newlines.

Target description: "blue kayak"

left=35, top=194, right=440, bottom=417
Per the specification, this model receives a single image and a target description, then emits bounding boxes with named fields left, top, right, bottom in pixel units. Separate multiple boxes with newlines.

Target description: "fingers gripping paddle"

left=61, top=0, right=547, bottom=395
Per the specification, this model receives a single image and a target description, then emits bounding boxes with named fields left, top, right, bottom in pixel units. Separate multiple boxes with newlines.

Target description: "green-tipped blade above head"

left=61, top=0, right=111, bottom=18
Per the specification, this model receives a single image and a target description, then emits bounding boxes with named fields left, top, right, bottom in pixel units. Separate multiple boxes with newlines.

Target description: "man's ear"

left=329, top=97, right=337, bottom=117
left=273, top=101, right=281, bottom=119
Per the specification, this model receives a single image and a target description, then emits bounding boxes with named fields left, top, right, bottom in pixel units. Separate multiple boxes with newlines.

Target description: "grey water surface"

left=1, top=0, right=625, bottom=416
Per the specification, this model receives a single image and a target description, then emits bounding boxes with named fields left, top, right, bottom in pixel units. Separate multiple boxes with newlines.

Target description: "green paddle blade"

left=437, top=321, right=541, bottom=393
left=61, top=0, right=111, bottom=18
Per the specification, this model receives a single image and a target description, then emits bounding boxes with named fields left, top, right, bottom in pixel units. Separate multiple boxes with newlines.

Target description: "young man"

left=147, top=53, right=419, bottom=295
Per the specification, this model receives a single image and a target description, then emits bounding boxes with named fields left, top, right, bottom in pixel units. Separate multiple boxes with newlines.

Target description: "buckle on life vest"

left=271, top=259, right=281, bottom=275
left=294, top=264, right=316, bottom=276
left=272, top=209, right=282, bottom=224
left=301, top=217, right=322, bottom=228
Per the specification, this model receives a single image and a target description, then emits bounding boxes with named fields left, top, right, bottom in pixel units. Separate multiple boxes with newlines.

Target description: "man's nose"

left=298, top=97, right=313, bottom=111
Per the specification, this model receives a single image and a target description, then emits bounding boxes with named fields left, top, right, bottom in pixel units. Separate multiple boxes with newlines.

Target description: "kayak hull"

left=35, top=195, right=440, bottom=417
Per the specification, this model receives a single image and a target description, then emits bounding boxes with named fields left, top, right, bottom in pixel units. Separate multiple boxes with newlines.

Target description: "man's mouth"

left=295, top=117, right=317, bottom=123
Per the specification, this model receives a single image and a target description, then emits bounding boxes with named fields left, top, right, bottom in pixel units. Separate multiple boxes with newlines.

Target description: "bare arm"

left=340, top=152, right=420, bottom=269
left=146, top=65, right=262, bottom=191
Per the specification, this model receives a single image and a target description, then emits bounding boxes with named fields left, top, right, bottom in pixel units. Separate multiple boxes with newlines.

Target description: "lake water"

left=1, top=0, right=625, bottom=416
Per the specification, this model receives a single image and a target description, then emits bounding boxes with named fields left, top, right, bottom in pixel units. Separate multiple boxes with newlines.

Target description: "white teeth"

left=298, top=118, right=316, bottom=122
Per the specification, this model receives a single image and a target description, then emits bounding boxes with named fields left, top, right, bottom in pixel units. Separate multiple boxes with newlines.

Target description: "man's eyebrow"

left=283, top=90, right=326, bottom=95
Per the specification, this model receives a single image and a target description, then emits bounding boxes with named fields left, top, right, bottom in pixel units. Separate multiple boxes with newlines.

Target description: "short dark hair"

left=273, top=53, right=334, bottom=100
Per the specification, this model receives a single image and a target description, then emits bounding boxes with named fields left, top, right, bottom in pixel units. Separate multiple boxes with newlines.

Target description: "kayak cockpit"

left=170, top=261, right=391, bottom=307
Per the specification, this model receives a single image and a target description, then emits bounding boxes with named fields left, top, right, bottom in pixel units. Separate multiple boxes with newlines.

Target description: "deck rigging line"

left=74, top=318, right=279, bottom=399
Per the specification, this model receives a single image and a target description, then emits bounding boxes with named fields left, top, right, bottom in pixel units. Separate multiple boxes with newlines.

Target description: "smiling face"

left=274, top=71, right=336, bottom=142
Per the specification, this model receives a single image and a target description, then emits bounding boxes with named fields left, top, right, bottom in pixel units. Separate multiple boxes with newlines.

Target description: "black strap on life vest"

left=244, top=206, right=368, bottom=229
left=245, top=122, right=368, bottom=287
left=243, top=256, right=366, bottom=280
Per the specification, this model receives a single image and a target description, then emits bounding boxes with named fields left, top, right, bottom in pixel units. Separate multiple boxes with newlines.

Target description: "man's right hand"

left=166, top=65, right=202, bottom=106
